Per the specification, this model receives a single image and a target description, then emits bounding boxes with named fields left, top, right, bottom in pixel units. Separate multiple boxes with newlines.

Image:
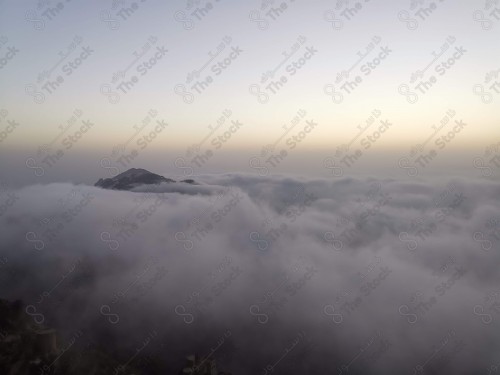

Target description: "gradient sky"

left=0, top=0, right=499, bottom=185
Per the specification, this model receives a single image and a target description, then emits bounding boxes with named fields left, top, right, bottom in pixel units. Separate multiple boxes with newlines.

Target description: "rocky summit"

left=94, top=168, right=195, bottom=191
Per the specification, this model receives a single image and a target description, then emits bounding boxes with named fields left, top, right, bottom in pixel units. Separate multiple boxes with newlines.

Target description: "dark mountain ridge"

left=94, top=168, right=196, bottom=191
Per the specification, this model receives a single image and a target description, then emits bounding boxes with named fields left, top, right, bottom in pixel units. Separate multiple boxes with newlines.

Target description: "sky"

left=0, top=0, right=499, bottom=185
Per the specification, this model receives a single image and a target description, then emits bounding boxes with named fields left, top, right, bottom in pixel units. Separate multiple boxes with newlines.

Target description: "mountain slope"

left=94, top=168, right=180, bottom=191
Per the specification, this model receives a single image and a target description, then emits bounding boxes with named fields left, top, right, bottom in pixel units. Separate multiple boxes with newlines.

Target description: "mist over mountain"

left=1, top=0, right=499, bottom=373
left=94, top=168, right=198, bottom=191
left=0, top=173, right=499, bottom=374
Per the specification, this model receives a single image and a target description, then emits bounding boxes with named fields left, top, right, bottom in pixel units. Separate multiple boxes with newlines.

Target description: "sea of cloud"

left=0, top=173, right=499, bottom=374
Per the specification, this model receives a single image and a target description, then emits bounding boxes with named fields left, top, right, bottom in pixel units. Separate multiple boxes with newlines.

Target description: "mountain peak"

left=95, top=168, right=178, bottom=191
left=114, top=168, right=155, bottom=178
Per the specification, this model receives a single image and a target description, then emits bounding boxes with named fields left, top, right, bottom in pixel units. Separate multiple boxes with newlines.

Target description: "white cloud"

left=0, top=174, right=499, bottom=374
